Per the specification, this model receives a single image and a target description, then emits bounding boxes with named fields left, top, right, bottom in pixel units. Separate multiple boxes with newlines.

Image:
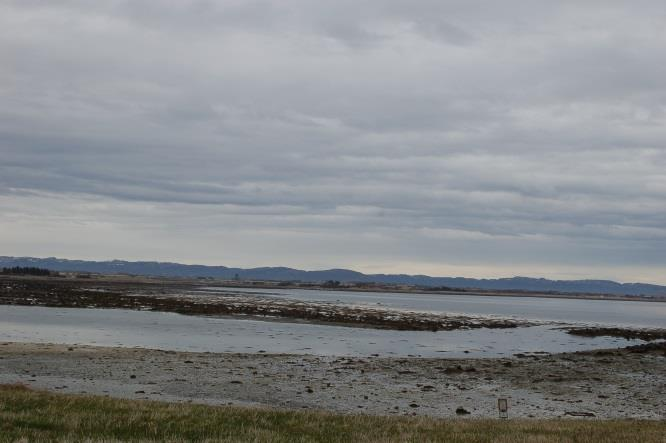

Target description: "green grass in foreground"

left=0, top=384, right=664, bottom=443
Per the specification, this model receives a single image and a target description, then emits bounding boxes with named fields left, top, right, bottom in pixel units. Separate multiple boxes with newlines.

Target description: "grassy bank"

left=0, top=384, right=663, bottom=442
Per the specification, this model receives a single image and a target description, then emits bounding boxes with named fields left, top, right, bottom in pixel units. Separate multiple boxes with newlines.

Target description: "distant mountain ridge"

left=2, top=256, right=665, bottom=297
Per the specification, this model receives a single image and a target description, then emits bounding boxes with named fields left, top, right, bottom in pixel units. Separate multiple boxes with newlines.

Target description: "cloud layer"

left=2, top=1, right=665, bottom=282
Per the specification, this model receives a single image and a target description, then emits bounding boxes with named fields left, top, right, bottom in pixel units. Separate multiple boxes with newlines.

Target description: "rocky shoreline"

left=1, top=276, right=664, bottom=420
left=0, top=277, right=531, bottom=332
left=565, top=327, right=666, bottom=341
left=0, top=341, right=664, bottom=419
left=3, top=277, right=666, bottom=342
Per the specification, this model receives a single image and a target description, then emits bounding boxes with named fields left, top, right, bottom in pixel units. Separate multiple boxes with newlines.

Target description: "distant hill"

left=1, top=256, right=665, bottom=297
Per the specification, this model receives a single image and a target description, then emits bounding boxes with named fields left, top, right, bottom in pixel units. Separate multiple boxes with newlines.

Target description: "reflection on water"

left=199, top=287, right=666, bottom=328
left=0, top=306, right=646, bottom=358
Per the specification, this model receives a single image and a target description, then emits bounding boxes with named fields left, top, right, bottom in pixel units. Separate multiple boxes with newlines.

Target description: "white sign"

left=498, top=398, right=509, bottom=419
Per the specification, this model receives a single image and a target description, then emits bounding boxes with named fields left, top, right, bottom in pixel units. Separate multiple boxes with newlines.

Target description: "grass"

left=0, top=384, right=664, bottom=442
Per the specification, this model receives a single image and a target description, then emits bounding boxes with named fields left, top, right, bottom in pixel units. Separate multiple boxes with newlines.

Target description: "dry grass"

left=0, top=384, right=663, bottom=442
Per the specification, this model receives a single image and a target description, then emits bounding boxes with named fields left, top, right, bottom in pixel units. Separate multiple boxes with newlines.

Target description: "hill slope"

left=2, top=256, right=665, bottom=297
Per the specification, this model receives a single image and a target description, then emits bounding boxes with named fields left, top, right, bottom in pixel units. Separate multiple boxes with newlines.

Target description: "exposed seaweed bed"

left=0, top=277, right=530, bottom=332
left=565, top=327, right=666, bottom=341
left=2, top=276, right=666, bottom=343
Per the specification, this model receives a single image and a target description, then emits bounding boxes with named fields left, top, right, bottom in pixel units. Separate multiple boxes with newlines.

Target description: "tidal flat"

left=1, top=341, right=664, bottom=419
left=1, top=275, right=664, bottom=421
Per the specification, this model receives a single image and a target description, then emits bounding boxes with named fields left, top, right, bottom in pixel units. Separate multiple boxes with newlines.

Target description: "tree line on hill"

left=1, top=266, right=53, bottom=276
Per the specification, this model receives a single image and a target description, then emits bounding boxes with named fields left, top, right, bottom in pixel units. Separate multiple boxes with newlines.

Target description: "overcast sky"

left=1, top=1, right=665, bottom=283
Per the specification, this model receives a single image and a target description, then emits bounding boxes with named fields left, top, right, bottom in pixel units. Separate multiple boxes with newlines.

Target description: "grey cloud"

left=1, top=1, right=665, bottom=282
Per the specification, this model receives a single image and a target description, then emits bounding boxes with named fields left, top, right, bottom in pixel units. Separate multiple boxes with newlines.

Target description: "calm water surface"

left=199, top=287, right=666, bottom=328
left=0, top=306, right=648, bottom=358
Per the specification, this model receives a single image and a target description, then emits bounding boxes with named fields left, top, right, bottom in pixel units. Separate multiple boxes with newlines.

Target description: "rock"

left=564, top=411, right=596, bottom=417
left=409, top=403, right=419, bottom=408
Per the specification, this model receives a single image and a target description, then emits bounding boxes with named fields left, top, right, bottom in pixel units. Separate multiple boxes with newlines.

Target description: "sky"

left=1, top=1, right=665, bottom=284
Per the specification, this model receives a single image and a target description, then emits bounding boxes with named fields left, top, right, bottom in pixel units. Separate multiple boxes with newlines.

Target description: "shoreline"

left=1, top=341, right=664, bottom=420
left=0, top=277, right=533, bottom=332
left=3, top=276, right=666, bottom=342
left=3, top=274, right=664, bottom=303
left=211, top=282, right=666, bottom=303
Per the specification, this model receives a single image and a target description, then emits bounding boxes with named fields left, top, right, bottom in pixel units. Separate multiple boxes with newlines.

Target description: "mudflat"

left=1, top=341, right=664, bottom=419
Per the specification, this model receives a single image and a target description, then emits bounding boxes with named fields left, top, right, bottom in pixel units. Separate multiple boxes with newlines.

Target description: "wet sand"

left=1, top=341, right=663, bottom=419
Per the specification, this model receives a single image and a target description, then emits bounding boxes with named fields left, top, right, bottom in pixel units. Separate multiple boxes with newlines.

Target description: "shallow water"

left=199, top=286, right=666, bottom=328
left=0, top=306, right=646, bottom=357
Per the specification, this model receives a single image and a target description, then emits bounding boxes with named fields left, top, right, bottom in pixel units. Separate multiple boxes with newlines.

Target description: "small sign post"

left=497, top=398, right=509, bottom=419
